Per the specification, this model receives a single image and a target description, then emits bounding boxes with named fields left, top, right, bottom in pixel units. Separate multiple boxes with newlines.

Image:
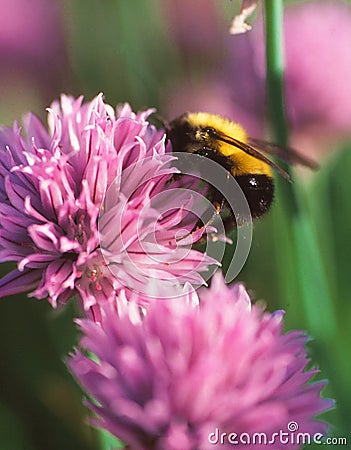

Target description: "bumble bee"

left=167, top=112, right=317, bottom=231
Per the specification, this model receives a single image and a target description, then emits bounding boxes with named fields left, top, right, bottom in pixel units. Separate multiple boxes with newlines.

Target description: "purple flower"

left=0, top=0, right=67, bottom=98
left=160, top=0, right=222, bottom=57
left=68, top=273, right=333, bottom=450
left=0, top=94, right=215, bottom=315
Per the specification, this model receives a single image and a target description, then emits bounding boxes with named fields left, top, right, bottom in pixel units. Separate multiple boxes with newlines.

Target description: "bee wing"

left=214, top=130, right=292, bottom=181
left=248, top=138, right=319, bottom=170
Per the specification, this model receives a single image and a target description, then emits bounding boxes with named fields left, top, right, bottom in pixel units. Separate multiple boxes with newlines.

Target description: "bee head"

left=168, top=114, right=205, bottom=153
left=194, top=126, right=216, bottom=142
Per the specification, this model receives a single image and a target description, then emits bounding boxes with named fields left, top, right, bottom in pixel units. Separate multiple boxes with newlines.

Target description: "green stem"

left=263, top=0, right=337, bottom=339
left=264, top=0, right=288, bottom=145
left=264, top=0, right=298, bottom=216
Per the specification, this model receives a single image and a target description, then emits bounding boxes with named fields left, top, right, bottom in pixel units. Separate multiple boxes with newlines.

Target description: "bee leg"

left=201, top=198, right=224, bottom=230
left=221, top=214, right=237, bottom=235
left=191, top=197, right=226, bottom=243
left=175, top=196, right=225, bottom=244
left=221, top=207, right=253, bottom=232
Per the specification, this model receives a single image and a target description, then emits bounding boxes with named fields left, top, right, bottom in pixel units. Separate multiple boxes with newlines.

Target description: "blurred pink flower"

left=161, top=0, right=222, bottom=57
left=68, top=273, right=332, bottom=450
left=0, top=0, right=67, bottom=98
left=165, top=1, right=351, bottom=158
left=284, top=0, right=351, bottom=151
left=0, top=94, right=215, bottom=315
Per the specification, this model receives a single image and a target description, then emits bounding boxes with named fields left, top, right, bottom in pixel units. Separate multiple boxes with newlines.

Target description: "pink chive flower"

left=0, top=94, right=215, bottom=315
left=68, top=273, right=333, bottom=450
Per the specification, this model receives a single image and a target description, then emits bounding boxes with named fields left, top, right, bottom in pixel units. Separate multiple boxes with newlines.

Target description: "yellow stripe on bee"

left=187, top=112, right=272, bottom=177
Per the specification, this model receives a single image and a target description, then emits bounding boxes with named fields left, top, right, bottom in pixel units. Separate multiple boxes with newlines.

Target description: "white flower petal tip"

left=229, top=1, right=257, bottom=35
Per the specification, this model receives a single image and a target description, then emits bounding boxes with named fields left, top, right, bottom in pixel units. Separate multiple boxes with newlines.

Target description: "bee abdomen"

left=235, top=174, right=274, bottom=219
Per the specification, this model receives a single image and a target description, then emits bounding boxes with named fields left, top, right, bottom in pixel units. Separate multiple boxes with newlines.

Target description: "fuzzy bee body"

left=168, top=112, right=317, bottom=230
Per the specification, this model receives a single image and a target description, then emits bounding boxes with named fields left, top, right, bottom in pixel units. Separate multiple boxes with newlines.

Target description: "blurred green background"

left=0, top=0, right=350, bottom=448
